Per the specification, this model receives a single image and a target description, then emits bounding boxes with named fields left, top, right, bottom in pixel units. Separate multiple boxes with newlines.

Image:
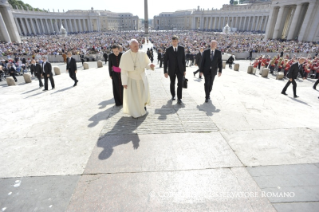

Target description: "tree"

left=8, top=0, right=45, bottom=11
left=230, top=0, right=234, bottom=4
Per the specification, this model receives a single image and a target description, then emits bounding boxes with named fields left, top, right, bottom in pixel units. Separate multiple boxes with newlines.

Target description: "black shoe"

left=294, top=95, right=299, bottom=98
left=208, top=96, right=211, bottom=100
left=144, top=107, right=147, bottom=111
left=193, top=72, right=196, bottom=77
left=314, top=86, right=317, bottom=90
left=178, top=99, right=182, bottom=104
left=52, top=87, right=55, bottom=90
left=281, top=92, right=287, bottom=96
left=205, top=98, right=208, bottom=103
left=172, top=97, right=176, bottom=101
left=43, top=89, right=48, bottom=91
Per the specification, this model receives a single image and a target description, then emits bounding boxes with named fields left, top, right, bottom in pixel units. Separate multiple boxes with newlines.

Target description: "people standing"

left=42, top=56, right=55, bottom=91
left=8, top=63, right=17, bottom=82
left=103, top=51, right=108, bottom=64
left=66, top=51, right=78, bottom=87
left=119, top=39, right=155, bottom=118
left=193, top=47, right=204, bottom=78
left=109, top=44, right=123, bottom=106
left=31, top=59, right=43, bottom=88
left=200, top=40, right=222, bottom=103
left=157, top=49, right=163, bottom=68
left=163, top=35, right=186, bottom=104
left=281, top=57, right=306, bottom=98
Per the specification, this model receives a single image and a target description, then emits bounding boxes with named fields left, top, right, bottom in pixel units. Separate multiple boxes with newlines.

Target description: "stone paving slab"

left=84, top=133, right=242, bottom=174
left=272, top=202, right=319, bottom=212
left=0, top=175, right=79, bottom=212
left=67, top=168, right=275, bottom=212
left=247, top=164, right=319, bottom=212
left=221, top=128, right=319, bottom=167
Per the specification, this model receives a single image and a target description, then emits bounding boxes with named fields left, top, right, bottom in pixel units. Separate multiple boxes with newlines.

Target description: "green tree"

left=8, top=0, right=45, bottom=11
left=230, top=0, right=234, bottom=4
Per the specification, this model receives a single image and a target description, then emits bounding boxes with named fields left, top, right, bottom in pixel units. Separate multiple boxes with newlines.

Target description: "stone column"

left=0, top=13, right=11, bottom=42
left=40, top=19, right=46, bottom=34
left=265, top=7, right=277, bottom=40
left=144, top=0, right=149, bottom=34
left=239, top=17, right=242, bottom=29
left=25, top=18, right=31, bottom=34
left=35, top=19, right=41, bottom=34
left=54, top=19, right=59, bottom=33
left=14, top=18, right=22, bottom=35
left=50, top=19, right=54, bottom=34
left=68, top=19, right=73, bottom=32
left=20, top=18, right=27, bottom=35
left=286, top=3, right=303, bottom=40
left=298, top=2, right=316, bottom=41
left=73, top=19, right=78, bottom=32
left=78, top=19, right=83, bottom=32
left=273, top=6, right=285, bottom=39
left=247, top=16, right=251, bottom=31
left=30, top=18, right=36, bottom=34
left=0, top=2, right=21, bottom=42
left=264, top=16, right=269, bottom=31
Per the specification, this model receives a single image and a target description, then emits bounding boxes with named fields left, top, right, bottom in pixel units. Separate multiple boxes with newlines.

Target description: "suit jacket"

left=226, top=56, right=235, bottom=64
left=200, top=49, right=222, bottom=75
left=42, top=62, right=52, bottom=75
left=287, top=63, right=304, bottom=79
left=164, top=46, right=186, bottom=75
left=108, top=53, right=122, bottom=77
left=157, top=53, right=162, bottom=60
left=34, top=63, right=42, bottom=75
left=195, top=52, right=202, bottom=66
left=103, top=53, right=108, bottom=60
left=66, top=57, right=77, bottom=72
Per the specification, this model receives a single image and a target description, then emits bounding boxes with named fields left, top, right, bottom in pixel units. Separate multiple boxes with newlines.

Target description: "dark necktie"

left=211, top=51, right=214, bottom=60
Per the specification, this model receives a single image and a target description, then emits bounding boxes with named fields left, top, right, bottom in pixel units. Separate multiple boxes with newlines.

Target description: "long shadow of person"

left=197, top=101, right=221, bottom=116
left=88, top=105, right=121, bottom=128
left=155, top=100, right=177, bottom=120
left=97, top=113, right=148, bottom=160
left=51, top=86, right=73, bottom=95
left=98, top=99, right=115, bottom=109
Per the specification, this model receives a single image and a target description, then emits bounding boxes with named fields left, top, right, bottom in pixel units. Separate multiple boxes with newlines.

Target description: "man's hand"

left=218, top=72, right=222, bottom=77
left=110, top=76, right=112, bottom=79
left=123, top=85, right=127, bottom=89
left=200, top=72, right=203, bottom=77
left=184, top=72, right=186, bottom=76
left=164, top=73, right=168, bottom=78
left=66, top=69, right=68, bottom=73
left=303, top=77, right=306, bottom=80
left=150, top=64, right=155, bottom=70
left=47, top=74, right=49, bottom=77
left=289, top=78, right=292, bottom=82
left=75, top=71, right=77, bottom=74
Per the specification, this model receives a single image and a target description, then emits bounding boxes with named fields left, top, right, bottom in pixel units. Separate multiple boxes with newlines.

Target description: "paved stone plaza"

left=0, top=43, right=319, bottom=212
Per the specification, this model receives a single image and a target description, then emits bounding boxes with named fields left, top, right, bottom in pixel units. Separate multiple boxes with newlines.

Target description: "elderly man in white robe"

left=120, top=39, right=155, bottom=118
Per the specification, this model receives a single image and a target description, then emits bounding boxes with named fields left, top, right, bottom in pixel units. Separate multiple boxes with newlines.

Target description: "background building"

left=153, top=0, right=319, bottom=42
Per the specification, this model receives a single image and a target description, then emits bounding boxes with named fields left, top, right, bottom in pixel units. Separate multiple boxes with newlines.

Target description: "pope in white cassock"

left=119, top=39, right=155, bottom=118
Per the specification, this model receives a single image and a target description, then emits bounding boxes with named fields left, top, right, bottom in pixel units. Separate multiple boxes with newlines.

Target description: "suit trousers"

left=44, top=73, right=55, bottom=90
left=204, top=74, right=216, bottom=99
left=169, top=72, right=183, bottom=100
left=282, top=79, right=297, bottom=96
left=69, top=71, right=77, bottom=82
left=36, top=74, right=43, bottom=87
left=313, top=79, right=319, bottom=89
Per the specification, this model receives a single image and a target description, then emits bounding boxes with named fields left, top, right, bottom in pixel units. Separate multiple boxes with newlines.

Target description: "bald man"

left=200, top=40, right=222, bottom=103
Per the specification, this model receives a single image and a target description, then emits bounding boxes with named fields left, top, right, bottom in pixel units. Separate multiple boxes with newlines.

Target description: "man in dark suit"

left=42, top=56, right=55, bottom=91
left=164, top=35, right=186, bottom=104
left=31, top=59, right=43, bottom=88
left=200, top=40, right=222, bottom=103
left=226, top=54, right=235, bottom=69
left=157, top=49, right=163, bottom=68
left=103, top=52, right=108, bottom=64
left=66, top=51, right=78, bottom=87
left=193, top=47, right=204, bottom=78
left=281, top=57, right=306, bottom=98
left=7, top=63, right=17, bottom=82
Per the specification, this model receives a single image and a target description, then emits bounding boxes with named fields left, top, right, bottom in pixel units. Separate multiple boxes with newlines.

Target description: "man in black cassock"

left=108, top=44, right=123, bottom=106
